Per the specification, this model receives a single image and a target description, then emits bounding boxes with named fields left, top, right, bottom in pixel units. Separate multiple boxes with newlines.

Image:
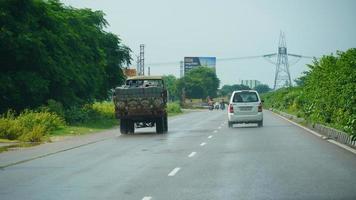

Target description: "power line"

left=146, top=54, right=314, bottom=66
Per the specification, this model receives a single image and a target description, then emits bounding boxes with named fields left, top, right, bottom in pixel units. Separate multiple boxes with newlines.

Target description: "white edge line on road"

left=142, top=197, right=152, bottom=200
left=200, top=142, right=206, bottom=146
left=272, top=111, right=356, bottom=155
left=208, top=135, right=213, bottom=139
left=188, top=152, right=196, bottom=158
left=168, top=167, right=181, bottom=176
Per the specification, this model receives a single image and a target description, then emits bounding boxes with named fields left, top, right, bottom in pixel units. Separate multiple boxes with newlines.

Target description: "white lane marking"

left=272, top=111, right=356, bottom=155
left=213, top=130, right=218, bottom=133
left=142, top=197, right=152, bottom=200
left=200, top=142, right=206, bottom=146
left=208, top=135, right=213, bottom=139
left=168, top=167, right=181, bottom=176
left=188, top=152, right=196, bottom=158
left=218, top=126, right=222, bottom=129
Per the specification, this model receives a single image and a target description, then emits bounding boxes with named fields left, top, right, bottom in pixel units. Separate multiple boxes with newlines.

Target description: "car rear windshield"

left=233, top=92, right=259, bottom=103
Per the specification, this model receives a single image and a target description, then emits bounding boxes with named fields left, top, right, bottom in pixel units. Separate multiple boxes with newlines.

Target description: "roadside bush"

left=262, top=49, right=356, bottom=137
left=0, top=110, right=65, bottom=142
left=91, top=101, right=115, bottom=119
left=64, top=102, right=115, bottom=124
left=19, top=125, right=47, bottom=143
left=0, top=111, right=22, bottom=140
left=64, top=106, right=91, bottom=124
left=17, top=110, right=65, bottom=132
left=0, top=101, right=118, bottom=142
left=167, top=102, right=182, bottom=114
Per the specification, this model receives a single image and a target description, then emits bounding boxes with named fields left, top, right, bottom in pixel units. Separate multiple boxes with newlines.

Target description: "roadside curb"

left=270, top=110, right=356, bottom=155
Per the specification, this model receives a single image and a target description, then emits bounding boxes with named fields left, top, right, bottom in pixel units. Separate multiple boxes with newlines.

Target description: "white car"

left=227, top=90, right=263, bottom=127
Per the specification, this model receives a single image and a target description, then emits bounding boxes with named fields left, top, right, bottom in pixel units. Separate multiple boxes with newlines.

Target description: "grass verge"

left=50, top=118, right=118, bottom=137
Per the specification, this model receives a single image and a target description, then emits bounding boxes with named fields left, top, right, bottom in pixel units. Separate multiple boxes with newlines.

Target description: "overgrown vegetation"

left=0, top=101, right=183, bottom=142
left=167, top=102, right=182, bottom=115
left=0, top=109, right=65, bottom=142
left=0, top=0, right=132, bottom=143
left=0, top=0, right=131, bottom=113
left=0, top=101, right=117, bottom=142
left=262, top=49, right=356, bottom=138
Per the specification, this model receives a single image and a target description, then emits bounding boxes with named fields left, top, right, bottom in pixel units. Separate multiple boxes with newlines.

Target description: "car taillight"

left=258, top=103, right=263, bottom=112
left=228, top=104, right=234, bottom=113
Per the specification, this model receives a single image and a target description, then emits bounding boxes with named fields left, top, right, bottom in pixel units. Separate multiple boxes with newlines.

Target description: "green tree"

left=254, top=84, right=271, bottom=94
left=0, top=0, right=131, bottom=113
left=177, top=67, right=220, bottom=99
left=162, top=75, right=178, bottom=101
left=219, top=84, right=250, bottom=96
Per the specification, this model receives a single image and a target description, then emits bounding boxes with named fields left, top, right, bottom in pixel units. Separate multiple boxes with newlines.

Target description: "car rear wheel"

left=258, top=120, right=263, bottom=127
left=228, top=121, right=233, bottom=128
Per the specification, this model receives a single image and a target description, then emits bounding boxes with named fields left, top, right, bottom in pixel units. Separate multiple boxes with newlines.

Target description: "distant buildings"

left=241, top=80, right=261, bottom=89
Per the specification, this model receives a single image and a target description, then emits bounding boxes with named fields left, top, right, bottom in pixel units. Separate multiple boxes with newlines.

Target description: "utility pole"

left=139, top=44, right=145, bottom=76
left=148, top=66, right=150, bottom=76
left=136, top=55, right=140, bottom=76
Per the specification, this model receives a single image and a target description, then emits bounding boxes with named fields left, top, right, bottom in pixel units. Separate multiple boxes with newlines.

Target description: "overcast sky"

left=62, top=0, right=356, bottom=87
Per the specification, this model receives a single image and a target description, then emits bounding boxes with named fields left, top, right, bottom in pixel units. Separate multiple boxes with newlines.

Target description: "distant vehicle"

left=113, top=76, right=168, bottom=134
left=214, top=102, right=220, bottom=110
left=227, top=90, right=263, bottom=127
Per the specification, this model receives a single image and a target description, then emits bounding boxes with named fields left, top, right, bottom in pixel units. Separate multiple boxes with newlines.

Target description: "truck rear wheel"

left=127, top=120, right=135, bottom=133
left=163, top=115, right=168, bottom=133
left=120, top=119, right=128, bottom=134
left=156, top=117, right=164, bottom=134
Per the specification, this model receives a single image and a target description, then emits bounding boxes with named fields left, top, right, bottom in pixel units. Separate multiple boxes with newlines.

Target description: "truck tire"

left=127, top=120, right=135, bottom=133
left=156, top=117, right=164, bottom=134
left=120, top=119, right=128, bottom=134
left=163, top=115, right=168, bottom=133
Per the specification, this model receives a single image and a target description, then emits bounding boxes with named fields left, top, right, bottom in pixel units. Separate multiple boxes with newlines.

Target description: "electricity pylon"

left=263, top=32, right=311, bottom=90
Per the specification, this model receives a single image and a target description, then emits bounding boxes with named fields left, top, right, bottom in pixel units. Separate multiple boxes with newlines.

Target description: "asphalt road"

left=0, top=110, right=356, bottom=200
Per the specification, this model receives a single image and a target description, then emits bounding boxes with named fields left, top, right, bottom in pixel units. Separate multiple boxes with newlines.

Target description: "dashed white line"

left=142, top=196, right=152, bottom=200
left=208, top=135, right=213, bottom=139
left=168, top=167, right=181, bottom=176
left=213, top=130, right=218, bottom=133
left=188, top=152, right=196, bottom=158
left=218, top=126, right=222, bottom=129
left=200, top=142, right=206, bottom=146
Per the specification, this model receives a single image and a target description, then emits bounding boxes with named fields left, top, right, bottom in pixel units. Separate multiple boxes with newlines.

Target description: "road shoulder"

left=270, top=110, right=356, bottom=155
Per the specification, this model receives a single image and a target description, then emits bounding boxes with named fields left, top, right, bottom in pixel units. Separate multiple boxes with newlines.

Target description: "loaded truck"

left=113, top=76, right=168, bottom=134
